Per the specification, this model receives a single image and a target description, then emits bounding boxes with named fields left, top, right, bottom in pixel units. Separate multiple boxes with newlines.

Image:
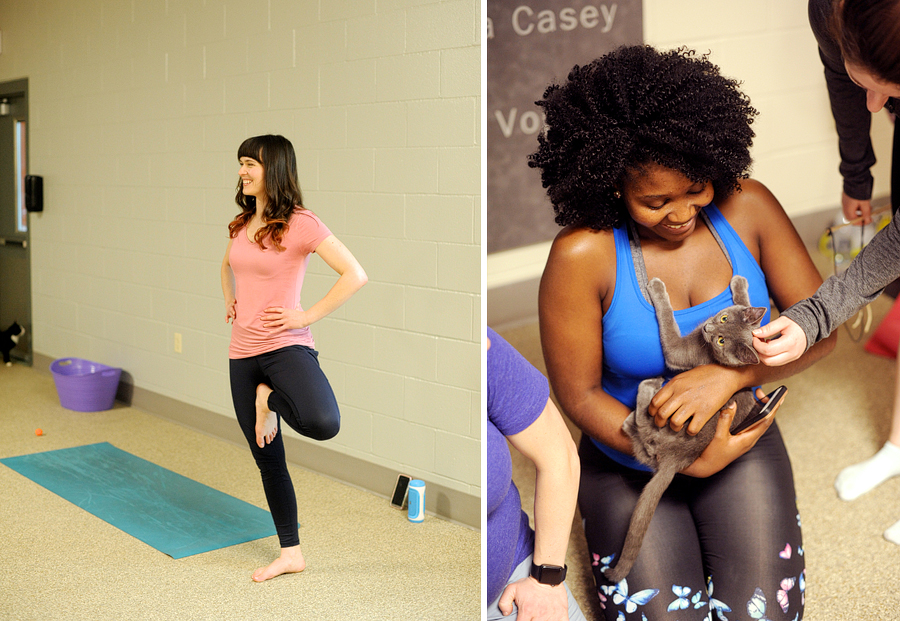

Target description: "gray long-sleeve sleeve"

left=784, top=214, right=900, bottom=349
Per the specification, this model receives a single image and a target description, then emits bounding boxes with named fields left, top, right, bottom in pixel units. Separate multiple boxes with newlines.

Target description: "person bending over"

left=755, top=0, right=900, bottom=543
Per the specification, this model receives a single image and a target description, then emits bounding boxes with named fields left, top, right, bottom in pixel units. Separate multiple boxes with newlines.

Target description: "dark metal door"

left=0, top=79, right=31, bottom=364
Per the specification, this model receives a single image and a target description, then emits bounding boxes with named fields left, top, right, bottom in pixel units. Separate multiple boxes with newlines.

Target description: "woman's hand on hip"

left=261, top=306, right=310, bottom=334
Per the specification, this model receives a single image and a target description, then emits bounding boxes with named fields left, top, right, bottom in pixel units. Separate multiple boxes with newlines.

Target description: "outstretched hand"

left=752, top=316, right=807, bottom=366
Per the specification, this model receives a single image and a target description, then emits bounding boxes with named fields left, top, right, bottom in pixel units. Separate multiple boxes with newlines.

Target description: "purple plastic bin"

left=50, top=358, right=122, bottom=412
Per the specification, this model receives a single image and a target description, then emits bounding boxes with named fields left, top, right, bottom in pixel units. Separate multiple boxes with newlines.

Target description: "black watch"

left=530, top=562, right=567, bottom=586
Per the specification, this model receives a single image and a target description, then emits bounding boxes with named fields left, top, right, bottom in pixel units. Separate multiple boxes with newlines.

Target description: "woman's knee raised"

left=308, top=410, right=340, bottom=441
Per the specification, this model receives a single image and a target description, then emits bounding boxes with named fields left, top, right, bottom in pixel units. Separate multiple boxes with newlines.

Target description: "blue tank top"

left=597, top=204, right=771, bottom=470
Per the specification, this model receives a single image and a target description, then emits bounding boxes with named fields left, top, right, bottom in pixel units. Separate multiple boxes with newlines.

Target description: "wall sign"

left=487, top=1, right=642, bottom=254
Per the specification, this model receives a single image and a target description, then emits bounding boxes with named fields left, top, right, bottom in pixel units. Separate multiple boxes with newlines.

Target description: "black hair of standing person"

left=528, top=45, right=758, bottom=231
left=831, top=0, right=900, bottom=86
left=229, top=134, right=306, bottom=251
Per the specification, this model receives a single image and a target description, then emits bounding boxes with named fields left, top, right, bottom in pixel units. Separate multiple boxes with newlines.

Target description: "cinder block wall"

left=0, top=0, right=481, bottom=512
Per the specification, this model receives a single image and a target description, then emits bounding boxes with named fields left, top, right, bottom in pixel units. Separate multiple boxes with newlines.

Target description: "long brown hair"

left=228, top=134, right=305, bottom=251
left=831, top=0, right=900, bottom=87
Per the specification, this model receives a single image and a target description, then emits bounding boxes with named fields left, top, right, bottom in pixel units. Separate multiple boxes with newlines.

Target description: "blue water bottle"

left=408, top=479, right=425, bottom=523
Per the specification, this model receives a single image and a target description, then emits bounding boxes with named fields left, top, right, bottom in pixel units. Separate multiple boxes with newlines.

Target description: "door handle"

left=0, top=238, right=27, bottom=248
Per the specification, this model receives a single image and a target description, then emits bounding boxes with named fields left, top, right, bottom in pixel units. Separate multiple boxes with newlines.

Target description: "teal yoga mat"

left=1, top=442, right=280, bottom=559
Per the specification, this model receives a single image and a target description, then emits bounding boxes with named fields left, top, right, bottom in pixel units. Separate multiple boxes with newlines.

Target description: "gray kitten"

left=603, top=275, right=768, bottom=583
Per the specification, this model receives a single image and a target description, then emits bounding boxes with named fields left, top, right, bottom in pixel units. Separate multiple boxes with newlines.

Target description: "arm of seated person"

left=499, top=398, right=580, bottom=620
left=539, top=226, right=639, bottom=455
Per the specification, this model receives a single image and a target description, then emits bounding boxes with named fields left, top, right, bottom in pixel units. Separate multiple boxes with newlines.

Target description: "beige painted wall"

left=643, top=0, right=894, bottom=217
left=0, top=0, right=481, bottom=498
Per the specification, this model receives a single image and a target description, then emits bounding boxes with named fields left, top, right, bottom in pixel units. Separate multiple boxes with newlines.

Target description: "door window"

left=15, top=119, right=26, bottom=233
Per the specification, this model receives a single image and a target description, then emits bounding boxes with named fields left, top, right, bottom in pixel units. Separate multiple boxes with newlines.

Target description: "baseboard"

left=34, top=352, right=480, bottom=530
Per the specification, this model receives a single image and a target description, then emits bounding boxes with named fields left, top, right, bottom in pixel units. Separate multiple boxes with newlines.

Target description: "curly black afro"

left=528, top=45, right=758, bottom=230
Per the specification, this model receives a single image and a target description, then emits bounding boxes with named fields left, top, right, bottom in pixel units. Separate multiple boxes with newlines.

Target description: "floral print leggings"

left=579, top=424, right=805, bottom=620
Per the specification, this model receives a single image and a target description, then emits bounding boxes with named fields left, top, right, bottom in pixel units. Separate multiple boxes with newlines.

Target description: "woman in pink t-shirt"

left=221, top=134, right=367, bottom=582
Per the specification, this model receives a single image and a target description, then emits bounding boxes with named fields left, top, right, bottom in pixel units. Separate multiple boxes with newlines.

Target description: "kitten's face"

left=702, top=305, right=766, bottom=365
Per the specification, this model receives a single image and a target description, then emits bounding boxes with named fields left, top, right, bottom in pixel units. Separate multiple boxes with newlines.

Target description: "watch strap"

left=530, top=562, right=567, bottom=586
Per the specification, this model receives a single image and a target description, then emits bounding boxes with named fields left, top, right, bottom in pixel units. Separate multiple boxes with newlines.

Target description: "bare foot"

left=255, top=384, right=277, bottom=448
left=252, top=545, right=306, bottom=582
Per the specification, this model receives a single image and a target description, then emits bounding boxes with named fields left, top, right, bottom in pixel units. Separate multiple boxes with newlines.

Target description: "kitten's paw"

left=623, top=411, right=638, bottom=435
left=729, top=275, right=749, bottom=300
left=636, top=377, right=665, bottom=416
left=647, top=277, right=667, bottom=298
left=639, top=376, right=665, bottom=392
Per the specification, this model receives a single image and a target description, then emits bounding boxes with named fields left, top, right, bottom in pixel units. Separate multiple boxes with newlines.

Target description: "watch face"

left=532, top=563, right=567, bottom=585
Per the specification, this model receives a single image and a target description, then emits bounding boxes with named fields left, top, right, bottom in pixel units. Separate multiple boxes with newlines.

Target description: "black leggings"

left=229, top=345, right=340, bottom=548
left=579, top=424, right=805, bottom=620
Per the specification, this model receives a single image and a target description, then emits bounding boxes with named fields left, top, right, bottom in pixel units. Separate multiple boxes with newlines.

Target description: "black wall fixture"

left=25, top=175, right=42, bottom=212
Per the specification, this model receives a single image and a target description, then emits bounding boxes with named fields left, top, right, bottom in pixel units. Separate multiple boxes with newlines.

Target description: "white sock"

left=884, top=519, right=900, bottom=546
left=834, top=441, right=900, bottom=501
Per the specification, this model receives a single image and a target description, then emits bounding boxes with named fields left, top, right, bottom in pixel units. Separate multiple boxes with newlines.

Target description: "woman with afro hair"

left=533, top=46, right=836, bottom=620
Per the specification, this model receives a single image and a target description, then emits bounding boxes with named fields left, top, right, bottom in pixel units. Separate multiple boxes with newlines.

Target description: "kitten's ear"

left=743, top=307, right=767, bottom=324
left=736, top=343, right=760, bottom=365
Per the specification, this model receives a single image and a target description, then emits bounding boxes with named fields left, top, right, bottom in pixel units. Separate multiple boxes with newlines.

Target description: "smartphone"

left=732, top=385, right=787, bottom=434
left=390, top=474, right=412, bottom=509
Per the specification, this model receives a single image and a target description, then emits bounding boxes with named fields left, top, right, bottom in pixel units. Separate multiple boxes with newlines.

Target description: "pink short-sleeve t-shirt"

left=228, top=209, right=332, bottom=359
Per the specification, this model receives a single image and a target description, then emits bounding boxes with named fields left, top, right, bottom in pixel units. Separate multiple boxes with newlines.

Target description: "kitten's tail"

left=602, top=460, right=681, bottom=584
